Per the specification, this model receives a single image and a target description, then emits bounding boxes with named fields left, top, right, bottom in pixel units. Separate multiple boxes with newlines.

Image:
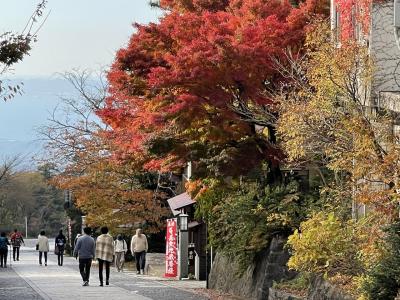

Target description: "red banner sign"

left=165, top=218, right=178, bottom=277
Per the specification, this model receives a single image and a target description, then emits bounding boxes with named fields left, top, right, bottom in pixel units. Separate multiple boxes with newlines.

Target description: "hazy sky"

left=1, top=0, right=161, bottom=77
left=0, top=1, right=161, bottom=148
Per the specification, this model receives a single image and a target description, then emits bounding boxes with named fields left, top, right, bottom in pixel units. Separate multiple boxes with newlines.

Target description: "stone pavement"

left=0, top=265, right=42, bottom=299
left=3, top=243, right=207, bottom=300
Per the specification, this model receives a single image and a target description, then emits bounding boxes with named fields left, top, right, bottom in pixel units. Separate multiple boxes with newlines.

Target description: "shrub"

left=362, top=221, right=400, bottom=300
left=286, top=212, right=362, bottom=277
left=195, top=179, right=320, bottom=271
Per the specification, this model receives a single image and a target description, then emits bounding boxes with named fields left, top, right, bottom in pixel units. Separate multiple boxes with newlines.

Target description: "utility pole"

left=395, top=0, right=400, bottom=50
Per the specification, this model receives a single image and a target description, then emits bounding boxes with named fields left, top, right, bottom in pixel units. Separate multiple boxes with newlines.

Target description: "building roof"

left=188, top=220, right=201, bottom=228
left=167, top=192, right=195, bottom=216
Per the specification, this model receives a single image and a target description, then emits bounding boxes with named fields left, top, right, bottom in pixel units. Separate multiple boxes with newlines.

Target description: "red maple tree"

left=98, top=0, right=329, bottom=177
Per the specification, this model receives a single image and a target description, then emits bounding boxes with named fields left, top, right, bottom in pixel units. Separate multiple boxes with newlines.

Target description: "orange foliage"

left=98, top=0, right=329, bottom=176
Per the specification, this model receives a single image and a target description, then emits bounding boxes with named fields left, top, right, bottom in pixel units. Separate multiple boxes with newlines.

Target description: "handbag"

left=54, top=245, right=59, bottom=255
left=36, top=244, right=39, bottom=251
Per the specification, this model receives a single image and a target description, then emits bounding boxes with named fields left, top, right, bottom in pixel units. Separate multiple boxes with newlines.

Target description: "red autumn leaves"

left=98, top=0, right=329, bottom=175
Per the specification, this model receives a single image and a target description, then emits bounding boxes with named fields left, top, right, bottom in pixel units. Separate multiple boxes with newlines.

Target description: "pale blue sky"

left=0, top=1, right=161, bottom=153
left=1, top=0, right=161, bottom=77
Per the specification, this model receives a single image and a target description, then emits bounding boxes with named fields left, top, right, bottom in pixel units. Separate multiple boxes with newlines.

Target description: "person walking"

left=130, top=228, right=148, bottom=275
left=73, top=227, right=95, bottom=286
left=10, top=228, right=24, bottom=261
left=114, top=234, right=127, bottom=272
left=74, top=233, right=81, bottom=247
left=0, top=232, right=10, bottom=268
left=95, top=226, right=114, bottom=286
left=55, top=230, right=67, bottom=266
left=37, top=231, right=49, bottom=266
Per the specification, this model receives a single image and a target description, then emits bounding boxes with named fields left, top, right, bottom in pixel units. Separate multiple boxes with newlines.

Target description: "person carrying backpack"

left=0, top=232, right=10, bottom=268
left=10, top=228, right=24, bottom=261
left=55, top=230, right=67, bottom=266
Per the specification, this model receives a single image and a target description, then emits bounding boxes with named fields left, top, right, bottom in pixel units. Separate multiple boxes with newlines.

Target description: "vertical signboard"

left=165, top=218, right=178, bottom=277
left=67, top=218, right=72, bottom=247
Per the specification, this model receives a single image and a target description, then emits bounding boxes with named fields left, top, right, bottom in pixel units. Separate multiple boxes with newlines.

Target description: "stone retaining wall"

left=209, top=236, right=355, bottom=300
left=145, top=253, right=165, bottom=276
left=307, top=276, right=354, bottom=300
left=268, top=288, right=305, bottom=300
left=209, top=235, right=296, bottom=300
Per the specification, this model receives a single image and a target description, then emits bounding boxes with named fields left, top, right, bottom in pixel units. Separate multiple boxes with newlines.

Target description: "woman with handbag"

left=37, top=231, right=49, bottom=266
left=114, top=234, right=127, bottom=272
left=55, top=230, right=67, bottom=266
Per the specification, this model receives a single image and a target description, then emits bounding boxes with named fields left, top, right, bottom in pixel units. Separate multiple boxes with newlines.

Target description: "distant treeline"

left=0, top=162, right=65, bottom=237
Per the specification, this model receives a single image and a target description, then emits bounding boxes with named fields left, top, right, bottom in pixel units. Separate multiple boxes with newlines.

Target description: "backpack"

left=11, top=233, right=22, bottom=247
left=0, top=237, right=8, bottom=250
left=56, top=237, right=65, bottom=247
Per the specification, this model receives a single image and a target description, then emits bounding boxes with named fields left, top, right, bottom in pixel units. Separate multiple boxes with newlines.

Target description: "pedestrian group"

left=0, top=226, right=148, bottom=288
left=73, top=226, right=147, bottom=286
left=0, top=229, right=25, bottom=268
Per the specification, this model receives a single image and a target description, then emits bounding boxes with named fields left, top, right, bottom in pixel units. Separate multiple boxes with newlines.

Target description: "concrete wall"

left=330, top=1, right=400, bottom=107
left=370, top=1, right=400, bottom=96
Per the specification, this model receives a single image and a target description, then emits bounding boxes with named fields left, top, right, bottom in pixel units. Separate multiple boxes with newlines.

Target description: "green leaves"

left=195, top=179, right=320, bottom=272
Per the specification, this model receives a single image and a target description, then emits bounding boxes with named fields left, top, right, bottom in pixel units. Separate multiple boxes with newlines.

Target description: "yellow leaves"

left=287, top=211, right=390, bottom=299
left=51, top=153, right=170, bottom=233
left=356, top=213, right=387, bottom=271
left=287, top=212, right=359, bottom=275
left=276, top=21, right=400, bottom=216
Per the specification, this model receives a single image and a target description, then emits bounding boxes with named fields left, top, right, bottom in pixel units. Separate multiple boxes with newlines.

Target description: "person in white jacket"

left=37, top=231, right=49, bottom=266
left=114, top=235, right=127, bottom=272
left=130, top=229, right=148, bottom=275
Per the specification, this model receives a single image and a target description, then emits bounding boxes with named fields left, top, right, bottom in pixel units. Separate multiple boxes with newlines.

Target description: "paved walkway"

left=1, top=244, right=207, bottom=300
left=0, top=266, right=42, bottom=299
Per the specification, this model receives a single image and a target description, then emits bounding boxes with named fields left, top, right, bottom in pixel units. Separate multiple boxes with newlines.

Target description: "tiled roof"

left=167, top=192, right=195, bottom=215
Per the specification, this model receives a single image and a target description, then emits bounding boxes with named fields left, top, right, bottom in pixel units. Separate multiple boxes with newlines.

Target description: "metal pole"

left=25, top=216, right=28, bottom=238
left=205, top=220, right=208, bottom=289
left=9, top=244, right=12, bottom=267
left=210, top=246, right=213, bottom=269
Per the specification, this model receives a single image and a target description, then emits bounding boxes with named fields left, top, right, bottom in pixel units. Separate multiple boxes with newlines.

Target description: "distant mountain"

left=0, top=76, right=74, bottom=169
left=0, top=139, right=44, bottom=170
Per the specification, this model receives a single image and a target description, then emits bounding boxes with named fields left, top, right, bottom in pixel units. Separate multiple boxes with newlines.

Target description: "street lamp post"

left=178, top=213, right=189, bottom=280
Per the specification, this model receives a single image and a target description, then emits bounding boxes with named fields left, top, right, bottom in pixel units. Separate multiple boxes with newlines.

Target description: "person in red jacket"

left=10, top=229, right=24, bottom=261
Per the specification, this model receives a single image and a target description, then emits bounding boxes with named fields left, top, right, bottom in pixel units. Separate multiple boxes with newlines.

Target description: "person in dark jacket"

left=73, top=227, right=95, bottom=286
left=55, top=230, right=67, bottom=266
left=10, top=228, right=24, bottom=261
left=0, top=232, right=10, bottom=268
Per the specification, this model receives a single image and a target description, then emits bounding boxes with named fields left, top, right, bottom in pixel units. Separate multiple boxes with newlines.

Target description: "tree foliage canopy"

left=0, top=1, right=48, bottom=101
left=99, top=0, right=329, bottom=177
